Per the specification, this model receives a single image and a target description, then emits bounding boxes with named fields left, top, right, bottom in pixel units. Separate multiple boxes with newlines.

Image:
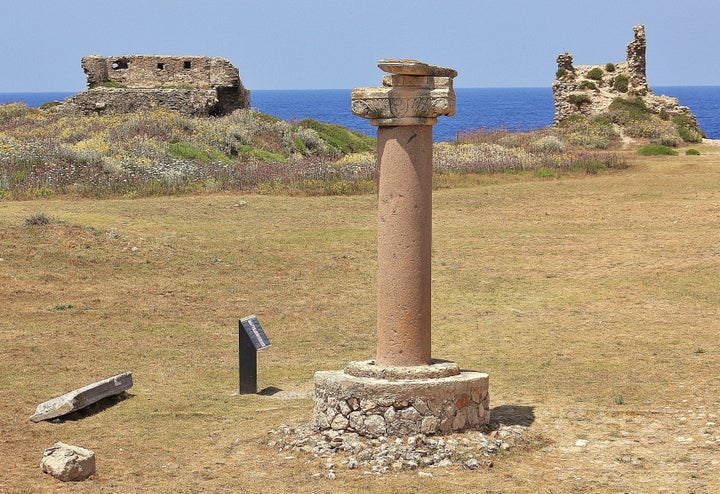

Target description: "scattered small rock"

left=267, top=423, right=529, bottom=476
left=575, top=439, right=589, bottom=447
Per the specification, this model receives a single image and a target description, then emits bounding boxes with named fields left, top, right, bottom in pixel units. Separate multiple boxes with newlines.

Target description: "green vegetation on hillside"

left=0, top=101, right=630, bottom=199
left=558, top=95, right=705, bottom=149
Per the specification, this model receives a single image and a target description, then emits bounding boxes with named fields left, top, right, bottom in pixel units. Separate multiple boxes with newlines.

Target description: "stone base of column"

left=313, top=361, right=489, bottom=438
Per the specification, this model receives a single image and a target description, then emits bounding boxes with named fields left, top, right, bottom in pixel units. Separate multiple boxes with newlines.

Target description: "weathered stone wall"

left=81, top=55, right=242, bottom=90
left=552, top=25, right=697, bottom=126
left=314, top=370, right=490, bottom=438
left=64, top=55, right=250, bottom=116
left=65, top=88, right=221, bottom=117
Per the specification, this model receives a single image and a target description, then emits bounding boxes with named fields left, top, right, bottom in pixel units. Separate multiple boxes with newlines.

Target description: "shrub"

left=586, top=67, right=604, bottom=80
left=657, top=135, right=680, bottom=147
left=0, top=102, right=32, bottom=123
left=679, top=127, right=704, bottom=143
left=612, top=75, right=629, bottom=93
left=579, top=80, right=597, bottom=91
left=686, top=148, right=700, bottom=155
left=605, top=63, right=616, bottom=72
left=557, top=114, right=619, bottom=149
left=637, top=145, right=678, bottom=156
left=532, top=135, right=565, bottom=153
left=39, top=101, right=62, bottom=110
left=567, top=94, right=592, bottom=109
left=24, top=211, right=53, bottom=226
left=673, top=114, right=705, bottom=143
left=556, top=68, right=568, bottom=79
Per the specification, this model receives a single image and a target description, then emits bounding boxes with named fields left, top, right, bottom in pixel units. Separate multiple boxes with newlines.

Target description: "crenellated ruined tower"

left=552, top=25, right=698, bottom=128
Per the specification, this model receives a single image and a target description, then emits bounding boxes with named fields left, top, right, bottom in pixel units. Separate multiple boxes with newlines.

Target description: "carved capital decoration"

left=352, top=59, right=457, bottom=126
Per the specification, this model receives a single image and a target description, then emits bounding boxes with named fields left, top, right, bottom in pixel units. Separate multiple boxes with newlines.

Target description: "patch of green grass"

left=169, top=142, right=212, bottom=162
left=237, top=144, right=287, bottom=163
left=293, top=137, right=307, bottom=155
left=297, top=119, right=375, bottom=154
left=534, top=168, right=555, bottom=178
left=637, top=145, right=678, bottom=156
left=685, top=149, right=700, bottom=156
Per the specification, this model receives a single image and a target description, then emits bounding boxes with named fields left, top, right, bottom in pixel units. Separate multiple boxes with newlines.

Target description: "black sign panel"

left=240, top=315, right=271, bottom=350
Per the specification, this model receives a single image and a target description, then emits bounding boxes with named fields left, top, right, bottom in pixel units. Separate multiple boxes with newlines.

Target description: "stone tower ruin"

left=552, top=25, right=698, bottom=127
left=64, top=55, right=250, bottom=116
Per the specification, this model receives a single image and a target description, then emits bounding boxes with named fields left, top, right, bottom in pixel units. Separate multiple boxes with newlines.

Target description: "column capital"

left=351, top=59, right=457, bottom=126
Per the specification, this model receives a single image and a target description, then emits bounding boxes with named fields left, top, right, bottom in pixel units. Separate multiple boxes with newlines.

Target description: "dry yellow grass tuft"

left=1, top=144, right=719, bottom=492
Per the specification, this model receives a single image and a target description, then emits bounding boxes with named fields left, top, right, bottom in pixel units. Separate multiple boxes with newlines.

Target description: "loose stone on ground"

left=40, top=442, right=96, bottom=482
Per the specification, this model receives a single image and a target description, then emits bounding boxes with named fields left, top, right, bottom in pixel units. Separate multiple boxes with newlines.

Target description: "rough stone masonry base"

left=313, top=369, right=490, bottom=437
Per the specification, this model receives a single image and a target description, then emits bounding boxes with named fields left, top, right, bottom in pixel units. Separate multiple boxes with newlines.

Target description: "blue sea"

left=2, top=87, right=719, bottom=142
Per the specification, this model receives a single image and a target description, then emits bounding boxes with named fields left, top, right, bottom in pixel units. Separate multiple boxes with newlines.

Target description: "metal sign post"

left=238, top=315, right=271, bottom=394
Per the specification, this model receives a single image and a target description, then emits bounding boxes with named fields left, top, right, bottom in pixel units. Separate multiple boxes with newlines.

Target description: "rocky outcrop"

left=64, top=55, right=250, bottom=116
left=552, top=25, right=698, bottom=127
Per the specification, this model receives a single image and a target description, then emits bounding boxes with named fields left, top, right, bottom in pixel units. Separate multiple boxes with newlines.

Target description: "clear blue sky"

left=1, top=0, right=717, bottom=92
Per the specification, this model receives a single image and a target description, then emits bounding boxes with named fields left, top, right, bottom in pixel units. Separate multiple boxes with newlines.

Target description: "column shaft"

left=376, top=125, right=433, bottom=366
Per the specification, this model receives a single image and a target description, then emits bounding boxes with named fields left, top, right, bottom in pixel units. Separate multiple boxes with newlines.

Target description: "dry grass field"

left=1, top=144, right=719, bottom=493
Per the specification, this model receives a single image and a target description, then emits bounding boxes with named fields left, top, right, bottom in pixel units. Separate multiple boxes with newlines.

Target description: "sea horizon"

left=2, top=86, right=719, bottom=141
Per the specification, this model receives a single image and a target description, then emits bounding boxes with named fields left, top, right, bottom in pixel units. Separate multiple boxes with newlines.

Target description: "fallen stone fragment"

left=30, top=372, right=133, bottom=422
left=40, top=442, right=95, bottom=481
